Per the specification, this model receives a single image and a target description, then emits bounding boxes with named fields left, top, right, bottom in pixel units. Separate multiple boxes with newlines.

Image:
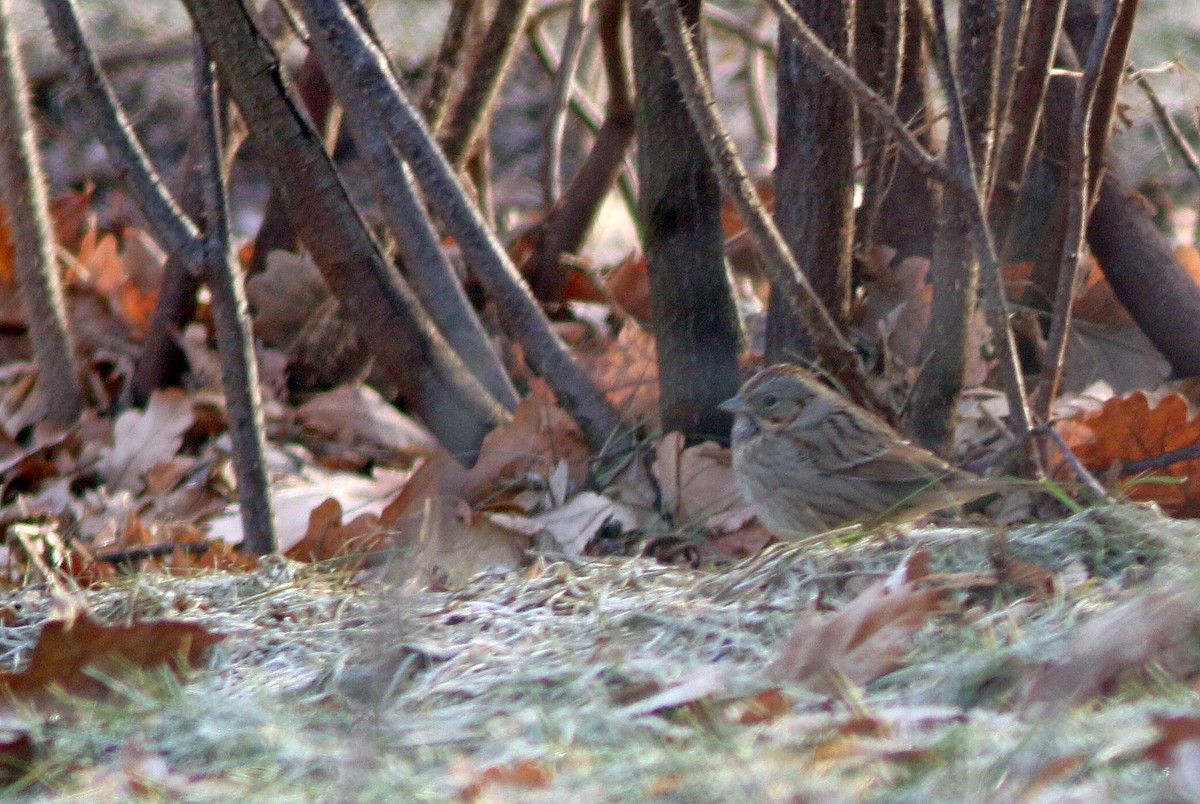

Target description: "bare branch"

left=290, top=0, right=629, bottom=455
left=1035, top=0, right=1124, bottom=419
left=43, top=0, right=200, bottom=267
left=192, top=39, right=277, bottom=554
left=0, top=0, right=83, bottom=423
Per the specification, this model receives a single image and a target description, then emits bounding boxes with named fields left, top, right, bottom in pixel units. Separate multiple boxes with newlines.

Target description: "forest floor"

left=3, top=502, right=1198, bottom=801
left=0, top=1, right=1198, bottom=800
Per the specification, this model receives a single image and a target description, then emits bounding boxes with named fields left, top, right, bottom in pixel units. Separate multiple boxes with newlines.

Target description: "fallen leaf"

left=0, top=615, right=224, bottom=706
left=205, top=467, right=412, bottom=551
left=1144, top=715, right=1200, bottom=801
left=653, top=432, right=749, bottom=531
left=386, top=497, right=530, bottom=591
left=460, top=758, right=552, bottom=801
left=726, top=688, right=794, bottom=725
left=245, top=250, right=329, bottom=348
left=99, top=389, right=194, bottom=492
left=462, top=379, right=591, bottom=506
left=533, top=491, right=640, bottom=556
left=615, top=666, right=727, bottom=718
left=603, top=253, right=652, bottom=325
left=1056, top=390, right=1200, bottom=515
left=285, top=497, right=388, bottom=565
left=767, top=549, right=952, bottom=693
left=1023, top=583, right=1200, bottom=708
left=574, top=323, right=660, bottom=428
left=295, top=384, right=438, bottom=456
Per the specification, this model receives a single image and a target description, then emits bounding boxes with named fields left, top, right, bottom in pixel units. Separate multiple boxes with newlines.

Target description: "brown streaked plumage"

left=721, top=363, right=1012, bottom=539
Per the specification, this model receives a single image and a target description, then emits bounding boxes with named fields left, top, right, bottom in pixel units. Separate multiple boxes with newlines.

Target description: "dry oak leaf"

left=767, top=549, right=952, bottom=693
left=295, top=384, right=438, bottom=456
left=653, top=432, right=774, bottom=557
left=1022, top=583, right=1200, bottom=709
left=0, top=615, right=224, bottom=706
left=1055, top=390, right=1200, bottom=516
left=286, top=497, right=387, bottom=565
left=378, top=451, right=530, bottom=591
left=461, top=378, right=591, bottom=505
left=99, top=389, right=194, bottom=492
left=459, top=758, right=552, bottom=802
left=574, top=323, right=660, bottom=428
left=654, top=431, right=752, bottom=531
left=603, top=253, right=652, bottom=325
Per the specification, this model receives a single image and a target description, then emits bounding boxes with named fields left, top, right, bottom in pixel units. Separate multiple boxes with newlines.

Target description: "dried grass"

left=2, top=503, right=1199, bottom=800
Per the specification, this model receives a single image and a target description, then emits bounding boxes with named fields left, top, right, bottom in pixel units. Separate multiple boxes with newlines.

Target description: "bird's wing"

left=805, top=409, right=954, bottom=485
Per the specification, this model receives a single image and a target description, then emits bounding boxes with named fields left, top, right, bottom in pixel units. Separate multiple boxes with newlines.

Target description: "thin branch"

left=1119, top=436, right=1200, bottom=476
left=329, top=0, right=519, bottom=410
left=764, top=0, right=1037, bottom=427
left=42, top=0, right=200, bottom=267
left=1035, top=0, right=1123, bottom=419
left=527, top=19, right=637, bottom=219
left=420, top=0, right=475, bottom=132
left=646, top=0, right=871, bottom=401
left=27, top=35, right=191, bottom=93
left=526, top=0, right=638, bottom=299
left=438, top=0, right=532, bottom=170
left=0, top=0, right=83, bottom=423
left=1042, top=424, right=1112, bottom=501
left=192, top=39, right=277, bottom=554
left=542, top=0, right=589, bottom=205
left=184, top=0, right=510, bottom=460
left=760, top=0, right=951, bottom=189
left=990, top=0, right=1067, bottom=248
left=704, top=4, right=775, bottom=57
left=1134, top=66, right=1200, bottom=187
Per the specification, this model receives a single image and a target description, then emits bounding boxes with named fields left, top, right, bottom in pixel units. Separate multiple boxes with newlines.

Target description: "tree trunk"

left=767, top=0, right=856, bottom=363
left=631, top=0, right=741, bottom=440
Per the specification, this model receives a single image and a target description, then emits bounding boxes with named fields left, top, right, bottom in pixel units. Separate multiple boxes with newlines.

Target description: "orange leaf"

left=286, top=497, right=386, bottom=565
left=462, top=379, right=591, bottom=505
left=461, top=759, right=551, bottom=801
left=574, top=324, right=660, bottom=427
left=1055, top=391, right=1200, bottom=515
left=603, top=254, right=652, bottom=325
left=0, top=616, right=224, bottom=705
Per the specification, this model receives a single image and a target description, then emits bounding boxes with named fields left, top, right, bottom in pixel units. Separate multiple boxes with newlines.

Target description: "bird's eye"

left=761, top=392, right=778, bottom=408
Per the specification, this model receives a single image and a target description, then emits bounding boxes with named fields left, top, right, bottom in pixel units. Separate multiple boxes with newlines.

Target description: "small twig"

left=541, top=0, right=589, bottom=205
left=1041, top=425, right=1113, bottom=502
left=1118, top=438, right=1200, bottom=476
left=27, top=36, right=192, bottom=93
left=193, top=39, right=277, bottom=555
left=419, top=0, right=475, bottom=132
left=1134, top=66, right=1200, bottom=187
left=96, top=541, right=211, bottom=565
left=438, top=0, right=532, bottom=171
left=527, top=21, right=638, bottom=219
left=704, top=5, right=775, bottom=57
left=1034, top=0, right=1121, bottom=422
left=741, top=8, right=774, bottom=160
left=43, top=0, right=200, bottom=267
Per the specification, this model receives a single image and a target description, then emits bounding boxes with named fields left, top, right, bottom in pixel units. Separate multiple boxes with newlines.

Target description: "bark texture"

left=631, top=0, right=741, bottom=439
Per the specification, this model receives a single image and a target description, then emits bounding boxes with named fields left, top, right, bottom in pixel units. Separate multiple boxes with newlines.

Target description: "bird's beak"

left=719, top=395, right=749, bottom=415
